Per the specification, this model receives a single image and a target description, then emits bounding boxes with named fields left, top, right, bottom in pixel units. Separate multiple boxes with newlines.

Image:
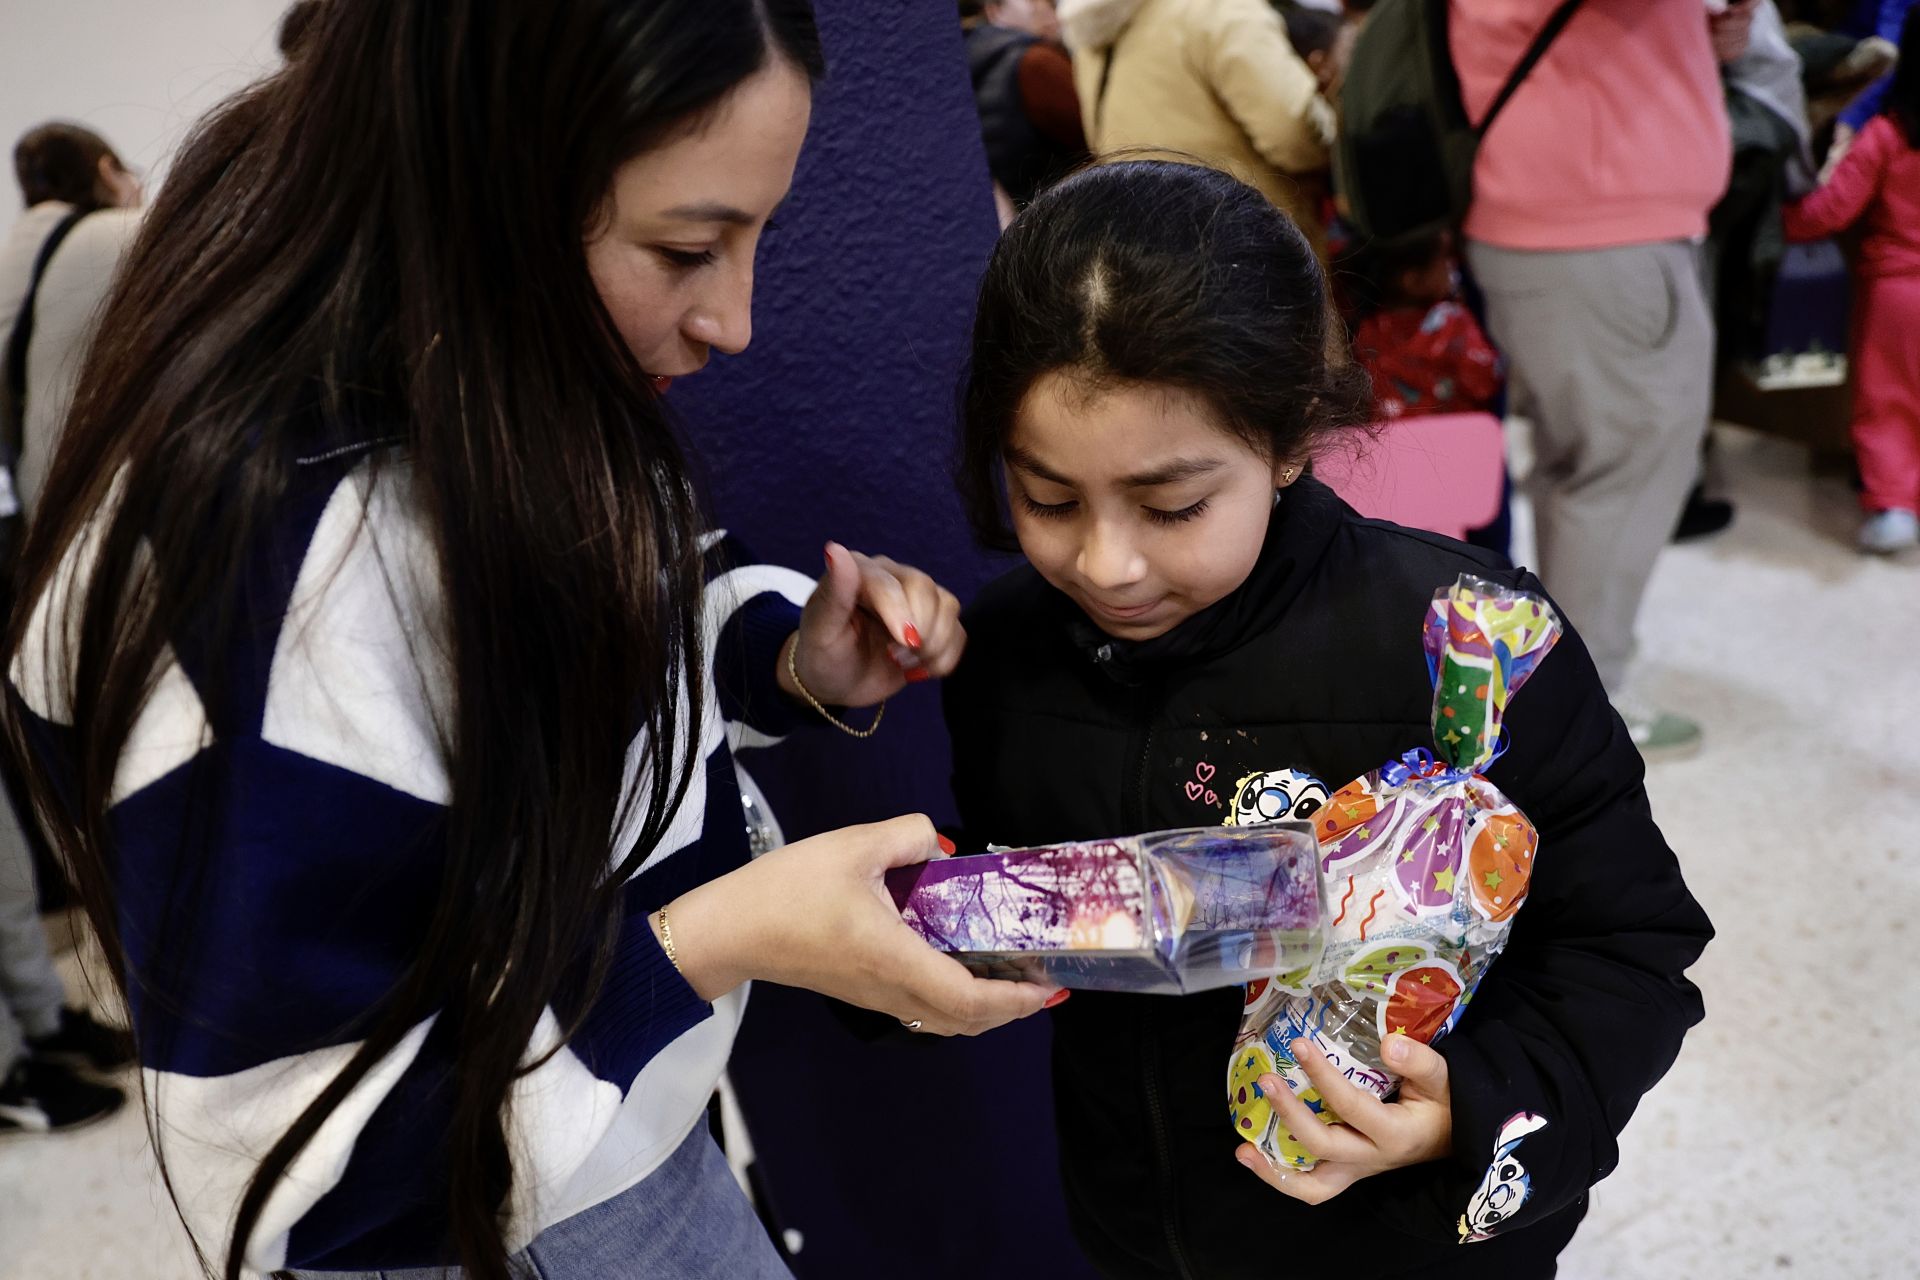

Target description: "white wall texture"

left=0, top=0, right=290, bottom=218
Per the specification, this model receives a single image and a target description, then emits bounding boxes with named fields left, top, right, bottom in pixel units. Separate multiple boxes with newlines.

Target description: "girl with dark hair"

left=945, top=160, right=1711, bottom=1279
left=0, top=3, right=1057, bottom=1279
left=1786, top=5, right=1920, bottom=553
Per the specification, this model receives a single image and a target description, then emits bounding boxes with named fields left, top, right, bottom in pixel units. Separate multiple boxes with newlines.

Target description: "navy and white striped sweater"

left=9, top=446, right=813, bottom=1272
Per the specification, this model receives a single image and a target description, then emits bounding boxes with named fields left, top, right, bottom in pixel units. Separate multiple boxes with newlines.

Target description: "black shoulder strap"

left=1474, top=0, right=1585, bottom=138
left=5, top=207, right=91, bottom=443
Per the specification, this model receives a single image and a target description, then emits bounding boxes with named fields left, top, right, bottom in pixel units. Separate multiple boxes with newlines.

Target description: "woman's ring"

left=900, top=1018, right=924, bottom=1032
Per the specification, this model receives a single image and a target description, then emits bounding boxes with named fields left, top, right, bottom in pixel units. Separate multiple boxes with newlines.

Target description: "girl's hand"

left=780, top=541, right=964, bottom=708
left=660, top=814, right=1063, bottom=1034
left=1236, top=1033, right=1454, bottom=1204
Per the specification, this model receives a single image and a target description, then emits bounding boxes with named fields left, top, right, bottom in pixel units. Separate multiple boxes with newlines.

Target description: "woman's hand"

left=659, top=814, right=1063, bottom=1034
left=1236, top=1033, right=1454, bottom=1204
left=779, top=542, right=964, bottom=708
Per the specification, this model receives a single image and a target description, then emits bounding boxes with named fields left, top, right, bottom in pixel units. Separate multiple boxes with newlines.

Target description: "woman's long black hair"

left=0, top=3, right=821, bottom=1278
left=959, top=160, right=1372, bottom=550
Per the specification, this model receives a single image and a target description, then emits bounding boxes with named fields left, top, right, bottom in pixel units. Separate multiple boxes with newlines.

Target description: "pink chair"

left=1312, top=412, right=1507, bottom=542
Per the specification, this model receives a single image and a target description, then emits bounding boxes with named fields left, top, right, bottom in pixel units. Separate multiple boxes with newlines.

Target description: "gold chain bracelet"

left=657, top=907, right=682, bottom=975
left=785, top=631, right=886, bottom=739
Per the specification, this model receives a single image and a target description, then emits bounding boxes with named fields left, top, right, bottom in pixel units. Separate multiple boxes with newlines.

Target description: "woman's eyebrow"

left=660, top=197, right=787, bottom=227
left=661, top=201, right=757, bottom=226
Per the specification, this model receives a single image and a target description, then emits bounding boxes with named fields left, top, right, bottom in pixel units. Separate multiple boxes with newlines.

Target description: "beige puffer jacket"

left=1058, top=0, right=1335, bottom=243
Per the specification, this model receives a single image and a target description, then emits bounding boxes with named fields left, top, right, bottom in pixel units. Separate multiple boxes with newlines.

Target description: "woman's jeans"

left=288, top=1123, right=791, bottom=1280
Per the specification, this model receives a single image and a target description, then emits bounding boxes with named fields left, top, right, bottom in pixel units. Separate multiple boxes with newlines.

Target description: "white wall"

left=0, top=0, right=291, bottom=219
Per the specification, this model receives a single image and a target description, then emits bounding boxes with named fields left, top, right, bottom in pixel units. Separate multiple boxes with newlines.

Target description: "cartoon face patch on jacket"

left=1223, top=768, right=1330, bottom=828
left=1458, top=1111, right=1550, bottom=1243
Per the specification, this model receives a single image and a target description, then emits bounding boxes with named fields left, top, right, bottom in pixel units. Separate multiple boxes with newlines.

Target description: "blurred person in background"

left=1686, top=0, right=1817, bottom=542
left=961, top=0, right=1087, bottom=218
left=1452, top=0, right=1745, bottom=758
left=1057, top=0, right=1336, bottom=249
left=1786, top=5, right=1920, bottom=552
left=1276, top=2, right=1345, bottom=97
left=0, top=122, right=145, bottom=910
left=0, top=122, right=141, bottom=1142
left=0, top=755, right=130, bottom=1140
left=1350, top=230, right=1504, bottom=422
left=1821, top=0, right=1915, bottom=168
left=967, top=0, right=1062, bottom=41
left=1282, top=2, right=1344, bottom=97
left=0, top=122, right=143, bottom=524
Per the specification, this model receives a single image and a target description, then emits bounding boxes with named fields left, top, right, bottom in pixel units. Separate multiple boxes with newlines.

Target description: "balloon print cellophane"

left=1229, top=575, right=1562, bottom=1172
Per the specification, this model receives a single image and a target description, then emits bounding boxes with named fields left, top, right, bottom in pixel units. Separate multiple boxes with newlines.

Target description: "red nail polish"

left=903, top=624, right=922, bottom=649
left=905, top=667, right=933, bottom=684
left=1044, top=989, right=1071, bottom=1009
left=936, top=834, right=956, bottom=856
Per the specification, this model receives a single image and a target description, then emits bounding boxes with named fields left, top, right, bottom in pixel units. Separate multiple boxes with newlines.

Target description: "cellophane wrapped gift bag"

left=1229, top=575, right=1562, bottom=1171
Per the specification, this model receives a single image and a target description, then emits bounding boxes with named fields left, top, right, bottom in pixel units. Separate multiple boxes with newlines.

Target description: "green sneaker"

left=1615, top=696, right=1702, bottom=761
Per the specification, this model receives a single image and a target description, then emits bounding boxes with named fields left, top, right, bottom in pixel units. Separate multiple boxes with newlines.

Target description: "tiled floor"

left=1555, top=427, right=1919, bottom=1280
left=1, top=425, right=1914, bottom=1279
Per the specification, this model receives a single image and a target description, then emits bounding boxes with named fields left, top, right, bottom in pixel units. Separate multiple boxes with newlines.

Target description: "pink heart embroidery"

left=1185, top=781, right=1205, bottom=801
left=1205, top=790, right=1218, bottom=806
left=1195, top=763, right=1216, bottom=782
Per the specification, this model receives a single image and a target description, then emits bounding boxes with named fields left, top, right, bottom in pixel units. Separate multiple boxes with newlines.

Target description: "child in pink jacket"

left=1786, top=8, right=1920, bottom=554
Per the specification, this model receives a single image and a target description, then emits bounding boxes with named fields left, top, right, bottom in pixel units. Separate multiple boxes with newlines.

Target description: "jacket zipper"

left=1122, top=683, right=1197, bottom=1280
left=1122, top=679, right=1157, bottom=832
left=1141, top=1020, right=1198, bottom=1280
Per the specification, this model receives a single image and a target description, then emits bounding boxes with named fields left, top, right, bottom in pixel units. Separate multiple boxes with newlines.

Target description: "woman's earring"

left=1280, top=465, right=1299, bottom=484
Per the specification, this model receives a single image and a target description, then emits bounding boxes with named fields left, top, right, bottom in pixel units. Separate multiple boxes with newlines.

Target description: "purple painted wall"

left=672, top=7, right=1095, bottom=1278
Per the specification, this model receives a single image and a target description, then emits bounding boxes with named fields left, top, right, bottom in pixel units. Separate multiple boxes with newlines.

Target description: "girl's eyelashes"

left=1019, top=494, right=1078, bottom=519
left=656, top=246, right=718, bottom=270
left=1019, top=492, right=1212, bottom=526
left=1144, top=497, right=1211, bottom=527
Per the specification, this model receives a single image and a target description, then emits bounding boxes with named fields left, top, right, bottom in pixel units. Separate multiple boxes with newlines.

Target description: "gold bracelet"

left=657, top=907, right=682, bottom=975
left=785, top=631, right=886, bottom=739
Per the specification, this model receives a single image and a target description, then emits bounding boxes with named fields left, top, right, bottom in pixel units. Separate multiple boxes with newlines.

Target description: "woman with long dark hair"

left=0, top=3, right=1059, bottom=1278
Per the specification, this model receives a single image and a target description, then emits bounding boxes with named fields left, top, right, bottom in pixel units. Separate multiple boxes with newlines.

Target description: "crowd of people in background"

left=961, top=0, right=1920, bottom=757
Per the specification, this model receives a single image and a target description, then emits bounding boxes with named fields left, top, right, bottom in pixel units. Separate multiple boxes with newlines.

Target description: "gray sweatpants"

left=0, top=785, right=65, bottom=1074
left=1467, top=239, right=1715, bottom=693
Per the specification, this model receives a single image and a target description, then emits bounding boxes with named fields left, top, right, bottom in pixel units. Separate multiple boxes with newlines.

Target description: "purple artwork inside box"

left=885, top=826, right=1326, bottom=996
left=888, top=841, right=1147, bottom=952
